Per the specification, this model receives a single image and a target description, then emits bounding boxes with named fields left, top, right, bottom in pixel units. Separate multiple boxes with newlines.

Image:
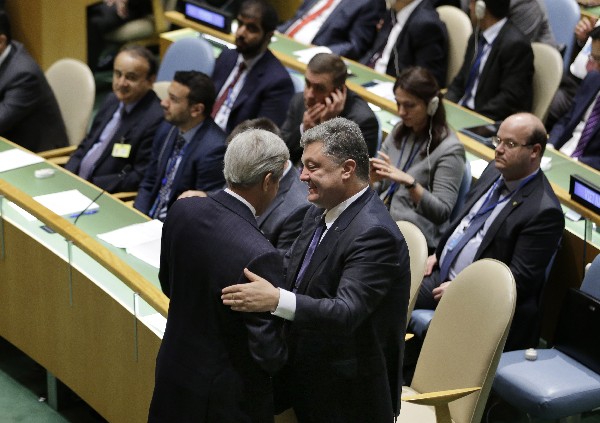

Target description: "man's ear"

left=262, top=172, right=273, bottom=191
left=341, top=159, right=357, bottom=180
left=191, top=103, right=205, bottom=118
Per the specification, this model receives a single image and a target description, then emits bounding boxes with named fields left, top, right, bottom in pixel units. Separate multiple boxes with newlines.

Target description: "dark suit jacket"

left=422, top=162, right=564, bottom=351
left=360, top=1, right=448, bottom=87
left=134, top=119, right=226, bottom=217
left=549, top=71, right=600, bottom=170
left=446, top=21, right=534, bottom=121
left=280, top=90, right=379, bottom=164
left=278, top=189, right=409, bottom=422
left=65, top=90, right=163, bottom=192
left=148, top=191, right=287, bottom=422
left=212, top=49, right=295, bottom=134
left=0, top=41, right=68, bottom=152
left=257, top=166, right=309, bottom=255
left=277, top=0, right=384, bottom=60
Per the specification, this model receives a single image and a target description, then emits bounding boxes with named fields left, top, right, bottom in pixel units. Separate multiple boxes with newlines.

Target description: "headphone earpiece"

left=427, top=96, right=439, bottom=117
left=475, top=0, right=486, bottom=20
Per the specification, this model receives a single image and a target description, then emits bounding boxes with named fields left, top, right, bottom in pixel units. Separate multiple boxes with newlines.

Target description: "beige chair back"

left=436, top=5, right=472, bottom=87
left=45, top=58, right=95, bottom=147
left=396, top=221, right=428, bottom=323
left=153, top=81, right=171, bottom=101
left=408, top=259, right=516, bottom=423
left=531, top=42, right=563, bottom=122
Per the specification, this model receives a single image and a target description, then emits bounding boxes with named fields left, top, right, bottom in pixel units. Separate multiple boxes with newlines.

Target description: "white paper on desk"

left=34, top=189, right=99, bottom=217
left=470, top=159, right=489, bottom=179
left=0, top=149, right=44, bottom=173
left=293, top=46, right=332, bottom=64
left=97, top=219, right=163, bottom=249
left=127, top=238, right=161, bottom=269
left=364, top=80, right=396, bottom=102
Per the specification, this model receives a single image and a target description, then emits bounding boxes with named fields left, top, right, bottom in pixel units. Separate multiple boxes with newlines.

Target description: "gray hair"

left=300, top=117, right=369, bottom=181
left=224, top=129, right=289, bottom=188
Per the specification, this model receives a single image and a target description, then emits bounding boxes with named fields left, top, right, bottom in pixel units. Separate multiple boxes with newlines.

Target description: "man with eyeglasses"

left=548, top=26, right=600, bottom=171
left=416, top=112, right=564, bottom=351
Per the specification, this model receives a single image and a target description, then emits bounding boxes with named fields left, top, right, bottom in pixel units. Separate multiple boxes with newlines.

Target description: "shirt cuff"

left=272, top=288, right=296, bottom=320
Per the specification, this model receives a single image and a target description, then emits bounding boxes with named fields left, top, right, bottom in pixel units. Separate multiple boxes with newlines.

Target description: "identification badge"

left=112, top=143, right=131, bottom=158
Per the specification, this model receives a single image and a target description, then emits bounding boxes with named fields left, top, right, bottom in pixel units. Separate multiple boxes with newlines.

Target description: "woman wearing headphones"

left=370, top=66, right=466, bottom=251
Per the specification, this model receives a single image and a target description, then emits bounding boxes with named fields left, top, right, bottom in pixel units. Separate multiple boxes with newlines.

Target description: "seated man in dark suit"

left=211, top=0, right=295, bottom=134
left=548, top=27, right=600, bottom=170
left=416, top=113, right=565, bottom=351
left=445, top=0, right=534, bottom=122
left=65, top=45, right=163, bottom=193
left=281, top=53, right=379, bottom=164
left=277, top=0, right=384, bottom=60
left=360, top=0, right=448, bottom=87
left=148, top=129, right=288, bottom=422
left=134, top=71, right=226, bottom=221
left=223, top=118, right=410, bottom=422
left=0, top=11, right=68, bottom=152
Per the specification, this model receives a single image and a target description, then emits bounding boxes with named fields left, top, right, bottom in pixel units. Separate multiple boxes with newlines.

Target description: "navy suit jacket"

left=257, top=166, right=309, bottom=255
left=421, top=162, right=564, bottom=351
left=0, top=41, right=68, bottom=152
left=277, top=0, right=384, bottom=60
left=65, top=90, right=164, bottom=192
left=277, top=189, right=409, bottom=422
left=446, top=21, right=533, bottom=121
left=133, top=118, right=226, bottom=216
left=212, top=49, right=295, bottom=134
left=360, top=1, right=448, bottom=87
left=148, top=191, right=286, bottom=422
left=549, top=71, right=600, bottom=170
left=281, top=90, right=379, bottom=164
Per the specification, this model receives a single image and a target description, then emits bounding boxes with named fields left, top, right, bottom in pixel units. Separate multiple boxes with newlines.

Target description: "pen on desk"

left=69, top=209, right=98, bottom=218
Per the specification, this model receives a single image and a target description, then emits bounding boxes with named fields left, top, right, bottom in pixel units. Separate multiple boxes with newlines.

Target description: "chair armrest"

left=402, top=387, right=481, bottom=406
left=113, top=191, right=138, bottom=201
left=38, top=145, right=77, bottom=159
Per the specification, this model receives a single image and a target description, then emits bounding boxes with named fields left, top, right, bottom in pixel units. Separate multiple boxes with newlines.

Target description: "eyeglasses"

left=491, top=136, right=534, bottom=149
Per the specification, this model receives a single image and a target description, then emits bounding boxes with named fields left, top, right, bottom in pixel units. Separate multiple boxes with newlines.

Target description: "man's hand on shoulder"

left=222, top=268, right=280, bottom=312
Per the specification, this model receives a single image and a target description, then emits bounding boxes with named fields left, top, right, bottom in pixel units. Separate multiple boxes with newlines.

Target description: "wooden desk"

left=0, top=138, right=166, bottom=422
left=6, top=0, right=98, bottom=70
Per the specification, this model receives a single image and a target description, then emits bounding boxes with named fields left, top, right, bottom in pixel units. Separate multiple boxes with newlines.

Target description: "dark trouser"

left=414, top=269, right=442, bottom=311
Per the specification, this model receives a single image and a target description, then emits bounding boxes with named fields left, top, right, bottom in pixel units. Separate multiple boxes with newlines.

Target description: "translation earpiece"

left=475, top=0, right=486, bottom=20
left=427, top=96, right=439, bottom=116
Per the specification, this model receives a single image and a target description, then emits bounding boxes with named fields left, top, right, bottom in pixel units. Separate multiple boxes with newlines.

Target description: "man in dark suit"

left=65, top=45, right=163, bottom=193
left=281, top=53, right=379, bottom=164
left=148, top=129, right=288, bottom=423
left=548, top=28, right=600, bottom=170
left=446, top=0, right=534, bottom=122
left=223, top=118, right=410, bottom=423
left=416, top=113, right=565, bottom=351
left=134, top=71, right=226, bottom=221
left=360, top=0, right=448, bottom=87
left=277, top=0, right=384, bottom=60
left=0, top=11, right=68, bottom=152
left=211, top=0, right=294, bottom=134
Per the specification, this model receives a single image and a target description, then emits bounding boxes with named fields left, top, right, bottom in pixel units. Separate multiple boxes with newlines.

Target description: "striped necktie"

left=572, top=95, right=600, bottom=158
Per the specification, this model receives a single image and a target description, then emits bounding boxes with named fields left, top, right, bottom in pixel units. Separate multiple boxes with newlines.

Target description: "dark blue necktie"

left=438, top=180, right=504, bottom=281
left=460, top=35, right=487, bottom=106
left=293, top=217, right=326, bottom=292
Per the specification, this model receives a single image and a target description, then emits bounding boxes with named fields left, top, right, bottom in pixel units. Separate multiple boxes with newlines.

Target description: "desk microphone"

left=73, top=164, right=132, bottom=225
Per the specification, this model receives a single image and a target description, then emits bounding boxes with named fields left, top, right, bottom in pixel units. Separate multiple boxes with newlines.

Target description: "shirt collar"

left=224, top=188, right=257, bottom=217
left=501, top=168, right=539, bottom=192
left=395, top=0, right=423, bottom=22
left=237, top=50, right=265, bottom=72
left=323, top=186, right=368, bottom=228
left=0, top=43, right=12, bottom=68
left=179, top=120, right=204, bottom=143
left=481, top=17, right=507, bottom=45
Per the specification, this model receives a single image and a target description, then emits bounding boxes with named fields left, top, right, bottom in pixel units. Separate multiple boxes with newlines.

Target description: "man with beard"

left=210, top=0, right=295, bottom=134
left=65, top=45, right=163, bottom=192
left=134, top=71, right=226, bottom=221
left=280, top=53, right=379, bottom=164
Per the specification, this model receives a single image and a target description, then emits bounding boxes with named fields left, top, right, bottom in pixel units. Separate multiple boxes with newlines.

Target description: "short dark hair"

left=484, top=0, right=510, bottom=19
left=590, top=26, right=600, bottom=41
left=118, top=45, right=158, bottom=78
left=173, top=71, right=216, bottom=116
left=301, top=117, right=370, bottom=182
left=527, top=126, right=548, bottom=154
left=307, top=53, right=347, bottom=88
left=226, top=117, right=281, bottom=144
left=239, top=0, right=278, bottom=33
left=0, top=11, right=12, bottom=42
